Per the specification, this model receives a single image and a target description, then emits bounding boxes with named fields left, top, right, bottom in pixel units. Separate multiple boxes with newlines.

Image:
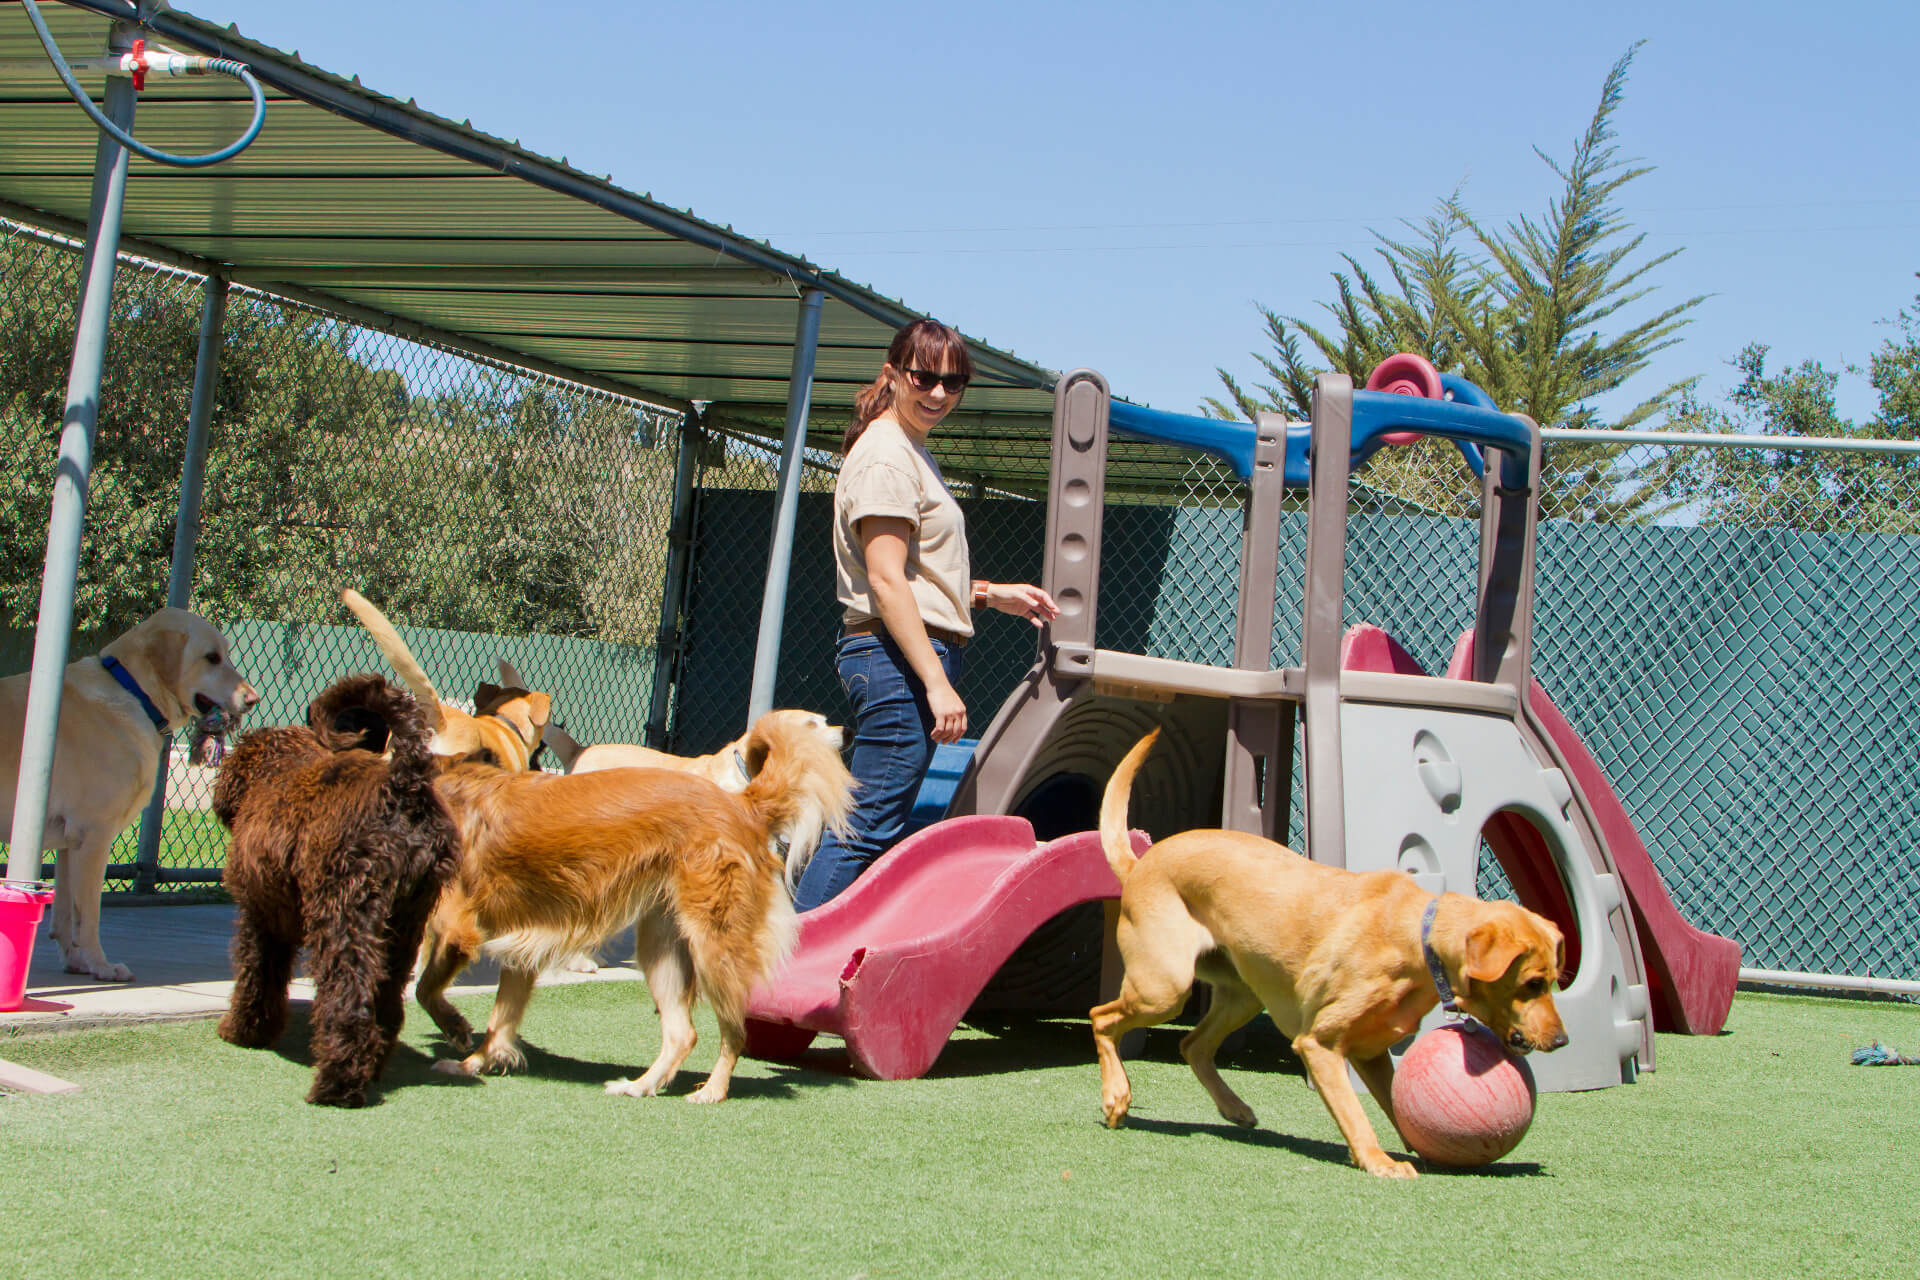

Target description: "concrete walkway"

left=2, top=900, right=638, bottom=1035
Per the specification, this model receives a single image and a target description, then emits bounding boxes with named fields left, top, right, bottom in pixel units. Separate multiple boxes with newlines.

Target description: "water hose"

left=20, top=0, right=265, bottom=168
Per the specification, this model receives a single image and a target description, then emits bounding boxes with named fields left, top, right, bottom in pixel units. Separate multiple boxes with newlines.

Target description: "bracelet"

left=971, top=579, right=990, bottom=610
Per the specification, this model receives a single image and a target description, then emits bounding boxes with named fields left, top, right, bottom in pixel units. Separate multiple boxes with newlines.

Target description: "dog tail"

left=735, top=715, right=856, bottom=892
left=339, top=589, right=445, bottom=733
left=1100, top=729, right=1160, bottom=881
left=308, top=673, right=440, bottom=786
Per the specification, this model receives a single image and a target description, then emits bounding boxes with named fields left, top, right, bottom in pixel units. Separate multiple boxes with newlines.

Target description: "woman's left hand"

left=984, top=582, right=1061, bottom=628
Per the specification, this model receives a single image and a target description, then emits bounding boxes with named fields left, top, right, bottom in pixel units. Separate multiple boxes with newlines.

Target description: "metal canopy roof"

left=0, top=0, right=1232, bottom=498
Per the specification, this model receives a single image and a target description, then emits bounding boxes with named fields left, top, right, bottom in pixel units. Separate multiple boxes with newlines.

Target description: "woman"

left=791, top=319, right=1058, bottom=911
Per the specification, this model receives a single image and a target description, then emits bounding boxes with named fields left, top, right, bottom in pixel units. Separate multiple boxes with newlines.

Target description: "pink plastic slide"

left=1342, top=624, right=1738, bottom=1035
left=744, top=815, right=1147, bottom=1080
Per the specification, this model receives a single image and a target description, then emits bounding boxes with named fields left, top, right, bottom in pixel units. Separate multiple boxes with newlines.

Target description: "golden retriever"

left=338, top=590, right=550, bottom=771
left=541, top=709, right=845, bottom=893
left=0, top=608, right=259, bottom=980
left=414, top=709, right=853, bottom=1103
left=1092, top=729, right=1569, bottom=1178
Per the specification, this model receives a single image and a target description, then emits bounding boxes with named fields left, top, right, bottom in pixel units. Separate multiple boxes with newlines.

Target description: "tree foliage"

left=1208, top=44, right=1701, bottom=521
left=1655, top=295, right=1920, bottom=533
left=0, top=225, right=680, bottom=644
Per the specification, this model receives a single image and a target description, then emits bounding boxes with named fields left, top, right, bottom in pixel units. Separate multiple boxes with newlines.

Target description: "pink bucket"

left=0, top=882, right=53, bottom=1012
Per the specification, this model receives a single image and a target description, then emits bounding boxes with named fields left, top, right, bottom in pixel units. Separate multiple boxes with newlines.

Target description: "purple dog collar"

left=1421, top=897, right=1460, bottom=1013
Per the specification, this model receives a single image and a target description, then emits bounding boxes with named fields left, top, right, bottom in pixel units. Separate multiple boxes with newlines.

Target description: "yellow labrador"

left=0, top=609, right=259, bottom=980
left=545, top=710, right=845, bottom=895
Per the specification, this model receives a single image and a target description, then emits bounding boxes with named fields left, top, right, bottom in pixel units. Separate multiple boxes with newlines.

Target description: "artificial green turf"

left=3, top=988, right=1915, bottom=1279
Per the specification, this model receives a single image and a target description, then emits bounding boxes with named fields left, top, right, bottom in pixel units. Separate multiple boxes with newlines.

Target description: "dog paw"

left=66, top=952, right=133, bottom=982
left=604, top=1076, right=661, bottom=1098
left=217, top=1019, right=274, bottom=1049
left=1101, top=1097, right=1131, bottom=1129
left=1219, top=1100, right=1258, bottom=1129
left=560, top=953, right=600, bottom=974
left=468, top=1045, right=524, bottom=1076
left=685, top=1083, right=728, bottom=1105
left=431, top=1058, right=478, bottom=1077
left=1363, top=1157, right=1419, bottom=1180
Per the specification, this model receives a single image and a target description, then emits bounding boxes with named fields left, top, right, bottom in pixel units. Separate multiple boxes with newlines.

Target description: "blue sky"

left=202, top=0, right=1917, bottom=426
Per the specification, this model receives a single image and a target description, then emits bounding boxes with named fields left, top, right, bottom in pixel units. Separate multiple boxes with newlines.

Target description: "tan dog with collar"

left=339, top=590, right=550, bottom=771
left=1092, top=729, right=1569, bottom=1178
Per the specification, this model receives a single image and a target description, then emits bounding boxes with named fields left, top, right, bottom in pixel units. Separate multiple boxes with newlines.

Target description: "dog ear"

left=741, top=725, right=772, bottom=778
left=1460, top=919, right=1529, bottom=988
left=497, top=658, right=527, bottom=688
left=137, top=620, right=191, bottom=687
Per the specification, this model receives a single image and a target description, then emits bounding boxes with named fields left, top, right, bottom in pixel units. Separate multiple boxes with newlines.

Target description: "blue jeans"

left=792, top=630, right=965, bottom=912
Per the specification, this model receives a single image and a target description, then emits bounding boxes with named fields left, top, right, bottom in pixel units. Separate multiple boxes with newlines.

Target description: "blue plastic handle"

left=1107, top=400, right=1258, bottom=480
left=1105, top=383, right=1531, bottom=490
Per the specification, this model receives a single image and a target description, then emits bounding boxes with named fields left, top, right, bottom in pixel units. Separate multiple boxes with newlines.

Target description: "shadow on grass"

left=1117, top=1113, right=1545, bottom=1178
left=364, top=1028, right=864, bottom=1102
left=248, top=1008, right=480, bottom=1107
left=931, top=1016, right=1307, bottom=1081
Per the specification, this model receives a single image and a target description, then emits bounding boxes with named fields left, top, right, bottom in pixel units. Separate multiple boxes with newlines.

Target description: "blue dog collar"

left=100, top=655, right=170, bottom=733
left=1421, top=897, right=1459, bottom=1013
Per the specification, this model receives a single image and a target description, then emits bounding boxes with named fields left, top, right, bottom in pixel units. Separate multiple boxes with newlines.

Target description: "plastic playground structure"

left=745, top=358, right=1742, bottom=1092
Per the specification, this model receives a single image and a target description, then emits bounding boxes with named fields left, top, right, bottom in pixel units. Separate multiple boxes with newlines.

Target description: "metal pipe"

left=747, top=288, right=824, bottom=721
left=5, top=75, right=135, bottom=884
left=645, top=409, right=703, bottom=750
left=1544, top=428, right=1920, bottom=455
left=132, top=274, right=226, bottom=891
left=1740, top=968, right=1920, bottom=998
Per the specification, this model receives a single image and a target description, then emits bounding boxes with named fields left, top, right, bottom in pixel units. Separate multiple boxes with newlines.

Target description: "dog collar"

left=486, top=711, right=531, bottom=745
left=1421, top=898, right=1460, bottom=1013
left=100, top=656, right=171, bottom=734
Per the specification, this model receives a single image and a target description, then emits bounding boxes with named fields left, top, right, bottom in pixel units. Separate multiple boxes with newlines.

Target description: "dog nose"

left=241, top=684, right=262, bottom=710
left=1546, top=1028, right=1569, bottom=1052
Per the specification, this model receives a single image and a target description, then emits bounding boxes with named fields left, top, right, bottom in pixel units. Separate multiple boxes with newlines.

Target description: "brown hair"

left=844, top=318, right=975, bottom=452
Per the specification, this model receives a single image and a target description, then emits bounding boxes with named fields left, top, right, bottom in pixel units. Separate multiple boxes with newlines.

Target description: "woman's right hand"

left=928, top=682, right=968, bottom=744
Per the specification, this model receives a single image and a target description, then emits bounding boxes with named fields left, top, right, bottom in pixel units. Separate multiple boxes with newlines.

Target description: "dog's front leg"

left=57, top=832, right=132, bottom=982
left=1295, top=1035, right=1416, bottom=1179
left=1349, top=1052, right=1408, bottom=1145
left=444, top=965, right=535, bottom=1076
left=219, top=908, right=294, bottom=1049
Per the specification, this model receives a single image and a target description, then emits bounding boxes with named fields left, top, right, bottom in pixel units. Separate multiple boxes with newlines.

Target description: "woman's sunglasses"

left=901, top=368, right=970, bottom=394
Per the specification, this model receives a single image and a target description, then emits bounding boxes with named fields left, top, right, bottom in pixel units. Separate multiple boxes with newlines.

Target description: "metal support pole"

left=132, top=274, right=226, bottom=891
left=746, top=289, right=824, bottom=722
left=645, top=408, right=703, bottom=750
left=5, top=75, right=136, bottom=885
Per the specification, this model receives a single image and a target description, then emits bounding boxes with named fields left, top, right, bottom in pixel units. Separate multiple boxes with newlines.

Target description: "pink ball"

left=1391, top=1023, right=1537, bottom=1167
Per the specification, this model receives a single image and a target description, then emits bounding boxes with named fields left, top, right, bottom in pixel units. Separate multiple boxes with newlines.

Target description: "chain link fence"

left=680, top=415, right=1920, bottom=985
left=6, top=210, right=1916, bottom=984
left=2, top=215, right=682, bottom=889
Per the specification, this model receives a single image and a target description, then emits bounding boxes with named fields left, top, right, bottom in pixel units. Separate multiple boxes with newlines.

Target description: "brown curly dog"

left=213, top=674, right=460, bottom=1107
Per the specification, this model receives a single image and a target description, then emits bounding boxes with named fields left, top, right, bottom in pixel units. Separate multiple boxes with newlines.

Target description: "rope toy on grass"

left=1850, top=1042, right=1920, bottom=1066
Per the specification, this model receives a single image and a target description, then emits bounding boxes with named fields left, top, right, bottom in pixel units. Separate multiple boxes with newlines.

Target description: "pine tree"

left=1209, top=44, right=1702, bottom=522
